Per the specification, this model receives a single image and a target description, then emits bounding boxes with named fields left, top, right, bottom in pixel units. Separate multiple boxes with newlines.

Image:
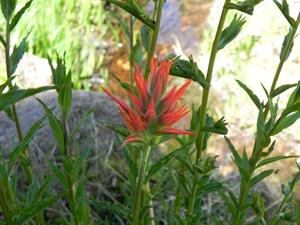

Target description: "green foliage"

left=227, top=0, right=263, bottom=15
left=217, top=14, right=246, bottom=50
left=107, top=0, right=155, bottom=29
left=170, top=56, right=209, bottom=88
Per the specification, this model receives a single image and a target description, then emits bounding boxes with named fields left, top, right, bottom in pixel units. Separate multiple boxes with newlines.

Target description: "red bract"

left=102, top=57, right=194, bottom=144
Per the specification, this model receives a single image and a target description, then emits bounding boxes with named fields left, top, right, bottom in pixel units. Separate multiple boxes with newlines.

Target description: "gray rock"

left=0, top=90, right=122, bottom=176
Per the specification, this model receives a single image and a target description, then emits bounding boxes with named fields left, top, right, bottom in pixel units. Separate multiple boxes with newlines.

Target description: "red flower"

left=102, top=57, right=194, bottom=144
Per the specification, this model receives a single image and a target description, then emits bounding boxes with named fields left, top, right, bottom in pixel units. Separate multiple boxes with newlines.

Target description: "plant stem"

left=146, top=182, right=155, bottom=225
left=232, top=181, right=251, bottom=225
left=264, top=12, right=300, bottom=117
left=132, top=145, right=151, bottom=225
left=233, top=12, right=300, bottom=225
left=5, top=18, right=33, bottom=184
left=268, top=197, right=286, bottom=225
left=0, top=181, right=14, bottom=225
left=186, top=1, right=230, bottom=221
left=144, top=0, right=164, bottom=79
left=130, top=16, right=134, bottom=84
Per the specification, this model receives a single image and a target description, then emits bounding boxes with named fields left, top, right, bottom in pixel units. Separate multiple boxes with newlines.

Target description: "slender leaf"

left=273, top=0, right=296, bottom=27
left=271, top=112, right=300, bottom=135
left=1, top=0, right=17, bottom=20
left=140, top=25, right=150, bottom=51
left=0, top=86, right=54, bottom=111
left=271, top=83, right=297, bottom=97
left=106, top=0, right=155, bottom=29
left=145, top=147, right=184, bottom=182
left=9, top=0, right=33, bottom=31
left=15, top=196, right=59, bottom=225
left=37, top=99, right=65, bottom=153
left=67, top=107, right=95, bottom=146
left=8, top=117, right=45, bottom=173
left=0, top=34, right=5, bottom=47
left=10, top=36, right=27, bottom=75
left=256, top=155, right=299, bottom=168
left=280, top=28, right=294, bottom=61
left=236, top=79, right=261, bottom=108
left=250, top=169, right=273, bottom=186
left=85, top=200, right=131, bottom=218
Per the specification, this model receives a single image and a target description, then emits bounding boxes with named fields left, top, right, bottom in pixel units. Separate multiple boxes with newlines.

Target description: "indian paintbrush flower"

left=102, top=57, right=194, bottom=144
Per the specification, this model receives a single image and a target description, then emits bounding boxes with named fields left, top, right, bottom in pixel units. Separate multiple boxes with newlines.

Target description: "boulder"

left=0, top=90, right=122, bottom=176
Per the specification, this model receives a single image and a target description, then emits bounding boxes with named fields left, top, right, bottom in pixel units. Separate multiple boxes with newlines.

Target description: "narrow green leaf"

left=145, top=147, right=184, bottom=182
left=0, top=75, right=15, bottom=93
left=1, top=0, right=17, bottom=20
left=236, top=79, right=261, bottom=108
left=217, top=14, right=246, bottom=50
left=273, top=0, right=296, bottom=27
left=280, top=28, right=294, bottom=61
left=37, top=99, right=65, bottom=153
left=67, top=107, right=95, bottom=146
left=0, top=86, right=54, bottom=111
left=104, top=124, right=130, bottom=137
left=129, top=40, right=141, bottom=66
left=9, top=0, right=33, bottom=31
left=250, top=169, right=273, bottom=187
left=252, top=192, right=265, bottom=218
left=62, top=71, right=72, bottom=119
left=10, top=36, right=27, bottom=75
left=271, top=112, right=300, bottom=135
left=140, top=25, right=150, bottom=51
left=8, top=117, right=45, bottom=173
left=70, top=150, right=90, bottom=183
left=0, top=34, right=5, bottom=47
left=256, top=155, right=299, bottom=168
left=49, top=161, right=67, bottom=188
left=225, top=136, right=242, bottom=163
left=106, top=0, right=155, bottom=29
left=85, top=200, right=131, bottom=218
left=272, top=83, right=297, bottom=97
left=15, top=196, right=59, bottom=225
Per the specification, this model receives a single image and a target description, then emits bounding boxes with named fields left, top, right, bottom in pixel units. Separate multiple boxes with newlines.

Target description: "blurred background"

left=0, top=0, right=300, bottom=198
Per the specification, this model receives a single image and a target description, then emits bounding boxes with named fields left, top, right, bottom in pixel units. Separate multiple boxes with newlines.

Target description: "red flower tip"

left=102, top=56, right=193, bottom=145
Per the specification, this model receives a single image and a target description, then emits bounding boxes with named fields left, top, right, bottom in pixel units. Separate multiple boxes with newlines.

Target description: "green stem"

left=132, top=145, right=151, bottom=225
left=146, top=182, right=155, bottom=225
left=144, top=0, right=164, bottom=79
left=0, top=182, right=14, bottom=225
left=232, top=181, right=251, bottom=225
left=268, top=197, right=286, bottom=225
left=186, top=0, right=230, bottom=221
left=264, top=12, right=300, bottom=117
left=130, top=16, right=134, bottom=84
left=5, top=18, right=33, bottom=184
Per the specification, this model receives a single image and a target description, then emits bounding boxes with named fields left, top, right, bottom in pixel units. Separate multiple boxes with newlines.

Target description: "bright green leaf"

left=250, top=169, right=273, bottom=187
left=9, top=0, right=33, bottom=31
left=10, top=36, right=27, bottom=75
left=271, top=112, right=300, bottom=135
left=0, top=86, right=54, bottom=111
